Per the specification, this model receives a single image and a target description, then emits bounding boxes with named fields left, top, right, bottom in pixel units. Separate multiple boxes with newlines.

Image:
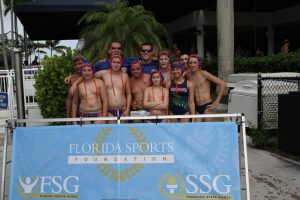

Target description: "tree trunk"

left=217, top=0, right=234, bottom=83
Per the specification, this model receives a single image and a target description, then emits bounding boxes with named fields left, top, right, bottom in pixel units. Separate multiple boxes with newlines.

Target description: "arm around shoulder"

left=69, top=76, right=83, bottom=95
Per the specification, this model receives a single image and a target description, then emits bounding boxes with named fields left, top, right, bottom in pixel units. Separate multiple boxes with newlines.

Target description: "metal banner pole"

left=15, top=113, right=243, bottom=124
left=241, top=115, right=251, bottom=200
left=8, top=70, right=14, bottom=119
left=1, top=123, right=9, bottom=200
left=13, top=47, right=25, bottom=126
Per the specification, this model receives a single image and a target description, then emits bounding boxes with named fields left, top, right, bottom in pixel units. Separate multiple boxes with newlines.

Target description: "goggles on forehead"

left=80, top=63, right=95, bottom=75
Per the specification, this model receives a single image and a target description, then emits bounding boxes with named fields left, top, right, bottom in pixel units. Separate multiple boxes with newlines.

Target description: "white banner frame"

left=1, top=113, right=250, bottom=200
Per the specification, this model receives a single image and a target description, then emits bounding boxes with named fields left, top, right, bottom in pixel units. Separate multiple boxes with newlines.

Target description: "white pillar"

left=217, top=0, right=234, bottom=82
left=266, top=26, right=274, bottom=55
left=196, top=25, right=205, bottom=58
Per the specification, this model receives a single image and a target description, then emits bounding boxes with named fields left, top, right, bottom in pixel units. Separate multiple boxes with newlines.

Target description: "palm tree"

left=44, top=40, right=68, bottom=57
left=217, top=0, right=234, bottom=83
left=78, top=0, right=168, bottom=62
left=3, top=0, right=31, bottom=14
left=29, top=41, right=47, bottom=62
left=10, top=33, right=47, bottom=61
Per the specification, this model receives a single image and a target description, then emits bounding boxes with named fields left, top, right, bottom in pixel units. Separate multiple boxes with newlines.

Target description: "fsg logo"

left=17, top=175, right=80, bottom=199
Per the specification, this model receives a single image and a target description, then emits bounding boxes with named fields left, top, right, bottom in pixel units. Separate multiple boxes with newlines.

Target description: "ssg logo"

left=158, top=174, right=185, bottom=199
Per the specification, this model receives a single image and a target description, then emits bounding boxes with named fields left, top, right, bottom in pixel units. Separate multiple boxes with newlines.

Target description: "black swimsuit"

left=196, top=101, right=213, bottom=114
left=169, top=79, right=190, bottom=115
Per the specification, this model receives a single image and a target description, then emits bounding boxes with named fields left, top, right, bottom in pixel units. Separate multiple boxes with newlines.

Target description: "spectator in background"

left=172, top=42, right=179, bottom=54
left=170, top=48, right=181, bottom=62
left=205, top=50, right=212, bottom=61
left=23, top=60, right=29, bottom=68
left=170, top=42, right=181, bottom=62
left=31, top=56, right=40, bottom=65
left=190, top=46, right=197, bottom=55
left=255, top=48, right=264, bottom=57
left=234, top=46, right=245, bottom=59
left=281, top=39, right=290, bottom=54
left=23, top=60, right=31, bottom=75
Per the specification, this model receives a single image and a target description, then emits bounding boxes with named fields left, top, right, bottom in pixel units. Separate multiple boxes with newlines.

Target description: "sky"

left=2, top=9, right=78, bottom=62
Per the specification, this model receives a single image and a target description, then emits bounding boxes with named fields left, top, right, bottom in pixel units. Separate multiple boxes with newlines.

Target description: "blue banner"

left=0, top=92, right=8, bottom=109
left=9, top=122, right=241, bottom=200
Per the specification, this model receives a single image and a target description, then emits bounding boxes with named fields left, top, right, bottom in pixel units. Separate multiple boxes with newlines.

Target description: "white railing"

left=0, top=68, right=41, bottom=118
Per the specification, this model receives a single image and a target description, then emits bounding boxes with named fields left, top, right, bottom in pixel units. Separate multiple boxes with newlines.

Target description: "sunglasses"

left=111, top=47, right=122, bottom=50
left=140, top=49, right=153, bottom=53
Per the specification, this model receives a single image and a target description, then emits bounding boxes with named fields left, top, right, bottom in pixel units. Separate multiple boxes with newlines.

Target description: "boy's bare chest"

left=104, top=75, right=124, bottom=90
left=191, top=75, right=206, bottom=88
left=79, top=83, right=97, bottom=96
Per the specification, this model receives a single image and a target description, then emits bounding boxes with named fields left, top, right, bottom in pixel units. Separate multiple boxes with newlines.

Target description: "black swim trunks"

left=195, top=101, right=213, bottom=114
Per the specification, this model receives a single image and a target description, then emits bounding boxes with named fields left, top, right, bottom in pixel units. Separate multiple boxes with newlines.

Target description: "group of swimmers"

left=65, top=41, right=226, bottom=124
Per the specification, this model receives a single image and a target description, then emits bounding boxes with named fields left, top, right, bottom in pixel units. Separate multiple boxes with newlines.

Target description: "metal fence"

left=258, top=74, right=300, bottom=130
left=0, top=68, right=40, bottom=118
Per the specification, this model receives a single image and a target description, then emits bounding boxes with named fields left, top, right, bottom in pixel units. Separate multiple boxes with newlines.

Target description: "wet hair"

left=80, top=63, right=95, bottom=75
left=158, top=51, right=170, bottom=69
left=73, top=55, right=89, bottom=69
left=109, top=54, right=123, bottom=68
left=171, top=61, right=185, bottom=75
left=159, top=50, right=170, bottom=57
left=111, top=40, right=122, bottom=46
left=130, top=60, right=142, bottom=68
left=189, top=54, right=202, bottom=67
left=150, top=70, right=164, bottom=85
left=179, top=53, right=189, bottom=58
left=73, top=55, right=83, bottom=63
left=282, top=39, right=289, bottom=45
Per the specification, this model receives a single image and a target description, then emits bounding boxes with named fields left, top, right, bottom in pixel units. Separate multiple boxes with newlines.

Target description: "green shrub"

left=234, top=50, right=300, bottom=73
left=34, top=48, right=74, bottom=120
left=247, top=123, right=272, bottom=148
left=202, top=50, right=300, bottom=76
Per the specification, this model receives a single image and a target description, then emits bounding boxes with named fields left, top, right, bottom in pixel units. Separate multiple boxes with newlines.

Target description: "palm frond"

left=78, top=0, right=168, bottom=61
